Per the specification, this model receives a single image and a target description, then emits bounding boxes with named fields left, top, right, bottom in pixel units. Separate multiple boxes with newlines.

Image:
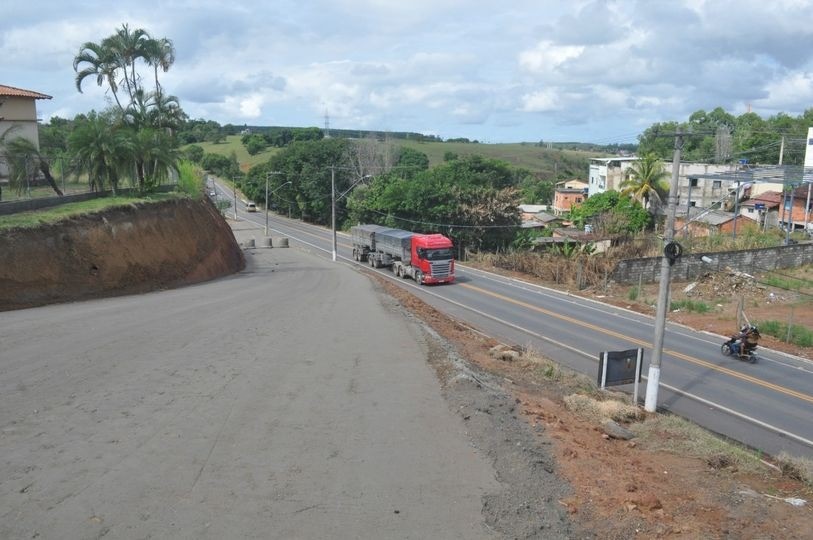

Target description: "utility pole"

left=232, top=174, right=239, bottom=220
left=778, top=135, right=785, bottom=165
left=331, top=166, right=337, bottom=262
left=265, top=171, right=283, bottom=236
left=645, top=130, right=683, bottom=413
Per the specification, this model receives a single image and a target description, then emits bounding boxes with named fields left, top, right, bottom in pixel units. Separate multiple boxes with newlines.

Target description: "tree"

left=0, top=131, right=64, bottom=198
left=569, top=191, right=649, bottom=234
left=183, top=144, right=204, bottom=163
left=73, top=40, right=124, bottom=110
left=145, top=37, right=175, bottom=93
left=68, top=111, right=134, bottom=193
left=620, top=153, right=669, bottom=213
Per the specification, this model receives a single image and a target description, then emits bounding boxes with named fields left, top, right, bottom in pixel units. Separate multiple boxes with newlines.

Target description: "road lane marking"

left=232, top=200, right=813, bottom=408
left=460, top=282, right=813, bottom=406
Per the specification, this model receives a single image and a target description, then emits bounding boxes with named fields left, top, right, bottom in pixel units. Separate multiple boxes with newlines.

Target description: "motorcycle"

left=721, top=326, right=760, bottom=363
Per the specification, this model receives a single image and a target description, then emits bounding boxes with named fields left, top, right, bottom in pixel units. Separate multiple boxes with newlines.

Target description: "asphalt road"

left=221, top=193, right=813, bottom=460
left=0, top=227, right=506, bottom=539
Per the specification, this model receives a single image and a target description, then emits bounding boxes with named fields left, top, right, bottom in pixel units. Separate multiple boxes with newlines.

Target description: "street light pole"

left=265, top=172, right=286, bottom=236
left=232, top=175, right=239, bottom=220
left=645, top=130, right=683, bottom=413
left=331, top=166, right=337, bottom=262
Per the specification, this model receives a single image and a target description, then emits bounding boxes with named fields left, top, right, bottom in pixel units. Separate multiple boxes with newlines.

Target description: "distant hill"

left=186, top=135, right=612, bottom=180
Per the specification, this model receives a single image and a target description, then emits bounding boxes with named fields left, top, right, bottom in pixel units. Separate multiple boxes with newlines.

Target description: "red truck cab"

left=412, top=234, right=455, bottom=284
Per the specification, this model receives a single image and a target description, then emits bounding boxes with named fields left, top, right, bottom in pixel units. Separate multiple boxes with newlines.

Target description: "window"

left=712, top=180, right=722, bottom=189
left=747, top=208, right=754, bottom=214
left=575, top=198, right=582, bottom=204
left=690, top=178, right=698, bottom=187
left=689, top=201, right=696, bottom=207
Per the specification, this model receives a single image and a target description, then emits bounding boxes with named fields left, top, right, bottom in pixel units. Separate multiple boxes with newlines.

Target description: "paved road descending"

left=0, top=231, right=499, bottom=539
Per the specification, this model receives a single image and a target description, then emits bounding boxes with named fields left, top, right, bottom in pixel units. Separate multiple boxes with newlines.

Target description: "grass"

left=396, top=139, right=595, bottom=175
left=761, top=274, right=813, bottom=292
left=189, top=135, right=599, bottom=177
left=670, top=299, right=712, bottom=313
left=627, top=286, right=640, bottom=301
left=630, top=413, right=766, bottom=474
left=756, top=319, right=813, bottom=347
left=187, top=136, right=280, bottom=171
left=0, top=193, right=182, bottom=231
left=776, top=452, right=813, bottom=487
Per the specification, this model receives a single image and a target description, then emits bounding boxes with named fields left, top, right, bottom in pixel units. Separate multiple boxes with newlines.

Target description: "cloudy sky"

left=3, top=0, right=813, bottom=143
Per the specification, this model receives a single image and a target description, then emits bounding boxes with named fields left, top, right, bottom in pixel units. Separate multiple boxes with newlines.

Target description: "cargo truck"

left=350, top=224, right=455, bottom=285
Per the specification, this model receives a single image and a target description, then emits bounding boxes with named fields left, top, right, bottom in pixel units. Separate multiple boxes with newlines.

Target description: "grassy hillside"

left=192, top=135, right=602, bottom=179
left=191, top=137, right=280, bottom=172
left=396, top=140, right=599, bottom=179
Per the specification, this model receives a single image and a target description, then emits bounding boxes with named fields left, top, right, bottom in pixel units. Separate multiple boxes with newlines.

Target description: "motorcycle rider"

left=731, top=324, right=759, bottom=358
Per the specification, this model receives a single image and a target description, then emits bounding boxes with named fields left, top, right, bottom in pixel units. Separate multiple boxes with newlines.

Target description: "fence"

left=0, top=155, right=180, bottom=216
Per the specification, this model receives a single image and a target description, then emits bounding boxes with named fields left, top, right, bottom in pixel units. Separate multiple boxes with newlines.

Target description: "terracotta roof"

left=0, top=84, right=52, bottom=100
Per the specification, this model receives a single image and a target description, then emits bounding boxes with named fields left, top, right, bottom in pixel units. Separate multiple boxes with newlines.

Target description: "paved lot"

left=0, top=222, right=500, bottom=539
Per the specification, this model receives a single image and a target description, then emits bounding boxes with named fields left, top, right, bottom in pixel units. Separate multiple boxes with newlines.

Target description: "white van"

left=246, top=202, right=258, bottom=212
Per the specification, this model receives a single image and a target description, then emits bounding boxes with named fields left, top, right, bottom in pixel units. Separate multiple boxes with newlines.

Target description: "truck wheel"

left=370, top=256, right=377, bottom=268
left=415, top=270, right=423, bottom=285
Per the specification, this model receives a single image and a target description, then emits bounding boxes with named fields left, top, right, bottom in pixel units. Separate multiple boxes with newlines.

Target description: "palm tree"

left=0, top=129, right=64, bottom=197
left=102, top=24, right=153, bottom=104
left=73, top=40, right=125, bottom=111
left=145, top=37, right=175, bottom=93
left=130, top=128, right=179, bottom=191
left=69, top=112, right=134, bottom=194
left=620, top=153, right=669, bottom=212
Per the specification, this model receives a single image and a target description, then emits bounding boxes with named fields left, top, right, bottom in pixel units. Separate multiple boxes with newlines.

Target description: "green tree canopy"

left=569, top=191, right=650, bottom=234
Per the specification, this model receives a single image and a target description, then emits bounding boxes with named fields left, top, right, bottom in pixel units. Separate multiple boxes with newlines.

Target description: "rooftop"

left=0, top=84, right=52, bottom=100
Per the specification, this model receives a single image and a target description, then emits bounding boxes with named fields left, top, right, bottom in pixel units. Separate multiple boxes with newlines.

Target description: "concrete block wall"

left=611, top=243, right=813, bottom=284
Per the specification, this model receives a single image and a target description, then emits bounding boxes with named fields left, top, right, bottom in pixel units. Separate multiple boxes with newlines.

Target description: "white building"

left=588, top=156, right=750, bottom=210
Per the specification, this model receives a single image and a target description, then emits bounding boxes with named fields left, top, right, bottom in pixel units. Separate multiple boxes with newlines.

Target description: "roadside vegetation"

left=489, top=343, right=812, bottom=486
left=0, top=194, right=181, bottom=231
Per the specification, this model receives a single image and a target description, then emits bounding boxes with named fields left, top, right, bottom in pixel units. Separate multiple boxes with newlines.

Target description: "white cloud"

left=5, top=0, right=813, bottom=142
left=518, top=41, right=584, bottom=74
left=520, top=89, right=561, bottom=112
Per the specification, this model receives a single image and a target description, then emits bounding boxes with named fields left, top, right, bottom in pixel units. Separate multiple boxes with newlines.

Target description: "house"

left=588, top=157, right=639, bottom=198
left=518, top=204, right=548, bottom=221
left=674, top=207, right=758, bottom=237
left=552, top=180, right=588, bottom=216
left=0, top=84, right=52, bottom=181
left=778, top=183, right=813, bottom=232
left=588, top=156, right=744, bottom=210
left=739, top=191, right=782, bottom=230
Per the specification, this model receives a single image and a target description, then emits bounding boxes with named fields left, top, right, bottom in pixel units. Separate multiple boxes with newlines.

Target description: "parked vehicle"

left=350, top=224, right=455, bottom=285
left=721, top=324, right=760, bottom=363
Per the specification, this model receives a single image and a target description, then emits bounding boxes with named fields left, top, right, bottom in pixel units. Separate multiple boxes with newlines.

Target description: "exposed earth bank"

left=0, top=197, right=245, bottom=311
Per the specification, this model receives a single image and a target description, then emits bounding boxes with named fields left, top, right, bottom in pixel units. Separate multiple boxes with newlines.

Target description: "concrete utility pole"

left=265, top=172, right=284, bottom=236
left=645, top=130, right=683, bottom=413
left=331, top=166, right=337, bottom=262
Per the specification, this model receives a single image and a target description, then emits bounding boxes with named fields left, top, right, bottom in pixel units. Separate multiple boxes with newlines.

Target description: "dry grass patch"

left=630, top=413, right=764, bottom=474
left=776, top=452, right=813, bottom=487
left=563, top=393, right=642, bottom=424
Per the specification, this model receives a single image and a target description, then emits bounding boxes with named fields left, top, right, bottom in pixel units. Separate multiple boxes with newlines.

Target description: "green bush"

left=176, top=160, right=204, bottom=197
left=757, top=319, right=813, bottom=347
left=670, top=299, right=711, bottom=313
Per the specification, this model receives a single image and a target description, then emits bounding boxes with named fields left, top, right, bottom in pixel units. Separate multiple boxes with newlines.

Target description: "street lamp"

left=265, top=173, right=290, bottom=236
left=331, top=168, right=372, bottom=262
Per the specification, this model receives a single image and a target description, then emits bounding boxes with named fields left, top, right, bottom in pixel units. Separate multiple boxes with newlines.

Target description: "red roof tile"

left=0, top=84, right=52, bottom=99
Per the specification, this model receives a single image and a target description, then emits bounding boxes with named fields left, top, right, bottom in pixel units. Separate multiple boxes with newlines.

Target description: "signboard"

left=598, top=348, right=644, bottom=404
left=806, top=128, right=813, bottom=168
left=754, top=203, right=765, bottom=210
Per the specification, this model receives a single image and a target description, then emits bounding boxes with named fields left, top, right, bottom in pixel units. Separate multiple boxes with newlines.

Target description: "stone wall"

left=611, top=243, right=813, bottom=284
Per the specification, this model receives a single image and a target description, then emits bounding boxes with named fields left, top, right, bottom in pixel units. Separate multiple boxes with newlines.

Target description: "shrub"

left=176, top=160, right=204, bottom=197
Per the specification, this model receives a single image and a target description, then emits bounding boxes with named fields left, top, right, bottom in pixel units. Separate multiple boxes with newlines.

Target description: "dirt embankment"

left=0, top=197, right=245, bottom=311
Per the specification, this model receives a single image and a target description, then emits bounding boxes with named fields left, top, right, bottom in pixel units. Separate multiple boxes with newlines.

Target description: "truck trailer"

left=350, top=224, right=455, bottom=285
